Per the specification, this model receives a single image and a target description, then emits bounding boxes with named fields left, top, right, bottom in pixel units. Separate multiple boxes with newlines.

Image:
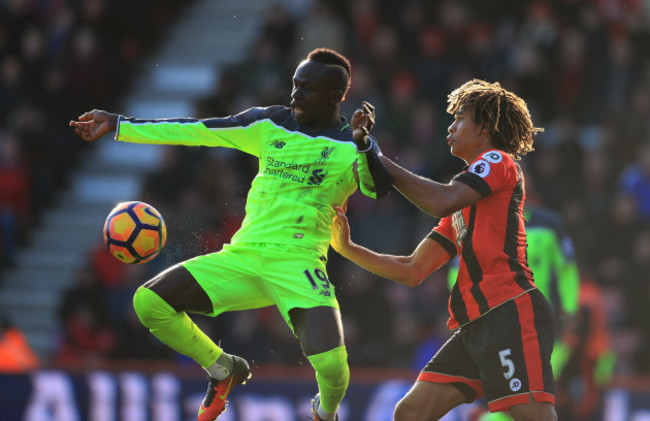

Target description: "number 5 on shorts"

left=499, top=348, right=515, bottom=379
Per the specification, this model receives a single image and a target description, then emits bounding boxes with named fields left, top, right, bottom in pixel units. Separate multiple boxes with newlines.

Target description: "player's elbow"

left=426, top=188, right=469, bottom=218
left=415, top=198, right=457, bottom=219
left=395, top=266, right=427, bottom=287
left=399, top=276, right=425, bottom=287
left=433, top=205, right=456, bottom=219
left=433, top=196, right=462, bottom=218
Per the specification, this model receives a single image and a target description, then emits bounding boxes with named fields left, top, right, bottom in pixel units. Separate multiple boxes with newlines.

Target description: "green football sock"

left=132, top=286, right=222, bottom=368
left=307, top=346, right=350, bottom=415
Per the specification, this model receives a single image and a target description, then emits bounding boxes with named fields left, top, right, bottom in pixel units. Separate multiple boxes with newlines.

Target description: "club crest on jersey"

left=482, top=150, right=503, bottom=163
left=469, top=159, right=491, bottom=178
left=315, top=146, right=335, bottom=164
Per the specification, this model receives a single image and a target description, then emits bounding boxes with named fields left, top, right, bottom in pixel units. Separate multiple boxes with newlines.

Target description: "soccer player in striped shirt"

left=331, top=79, right=557, bottom=420
left=70, top=48, right=391, bottom=421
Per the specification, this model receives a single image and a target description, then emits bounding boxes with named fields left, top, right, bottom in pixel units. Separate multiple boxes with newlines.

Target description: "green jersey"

left=116, top=106, right=391, bottom=257
left=523, top=206, right=580, bottom=317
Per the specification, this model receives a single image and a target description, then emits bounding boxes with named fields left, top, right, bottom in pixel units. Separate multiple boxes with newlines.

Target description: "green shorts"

left=181, top=243, right=339, bottom=331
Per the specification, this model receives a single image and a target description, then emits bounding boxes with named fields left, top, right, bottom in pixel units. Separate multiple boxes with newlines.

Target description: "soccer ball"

left=103, top=201, right=167, bottom=264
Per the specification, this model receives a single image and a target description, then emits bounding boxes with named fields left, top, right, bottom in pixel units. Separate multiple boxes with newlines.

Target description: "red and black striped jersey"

left=429, top=149, right=536, bottom=329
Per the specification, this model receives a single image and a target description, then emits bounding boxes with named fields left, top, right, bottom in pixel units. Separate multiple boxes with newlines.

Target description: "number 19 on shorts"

left=304, top=268, right=331, bottom=296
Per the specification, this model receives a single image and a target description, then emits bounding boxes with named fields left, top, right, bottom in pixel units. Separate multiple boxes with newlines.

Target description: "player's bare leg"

left=394, top=381, right=467, bottom=421
left=508, top=398, right=557, bottom=421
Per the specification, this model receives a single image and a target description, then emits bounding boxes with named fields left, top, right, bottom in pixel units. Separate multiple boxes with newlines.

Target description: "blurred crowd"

left=2, top=0, right=650, bottom=384
left=0, top=0, right=194, bottom=270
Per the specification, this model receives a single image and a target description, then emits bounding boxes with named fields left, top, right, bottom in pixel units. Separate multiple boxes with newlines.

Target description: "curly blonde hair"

left=447, top=79, right=542, bottom=160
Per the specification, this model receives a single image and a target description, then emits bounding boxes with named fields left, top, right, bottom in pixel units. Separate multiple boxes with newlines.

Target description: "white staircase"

left=0, top=0, right=282, bottom=360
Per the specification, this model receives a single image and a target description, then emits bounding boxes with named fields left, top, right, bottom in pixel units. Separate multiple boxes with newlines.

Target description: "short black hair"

left=306, top=47, right=351, bottom=94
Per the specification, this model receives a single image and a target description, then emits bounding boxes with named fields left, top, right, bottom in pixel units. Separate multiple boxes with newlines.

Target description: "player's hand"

left=351, top=101, right=375, bottom=150
left=69, top=109, right=119, bottom=142
left=330, top=202, right=351, bottom=254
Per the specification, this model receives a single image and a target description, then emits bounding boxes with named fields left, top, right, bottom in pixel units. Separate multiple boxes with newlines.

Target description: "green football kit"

left=523, top=206, right=580, bottom=377
left=118, top=105, right=391, bottom=327
left=523, top=206, right=580, bottom=316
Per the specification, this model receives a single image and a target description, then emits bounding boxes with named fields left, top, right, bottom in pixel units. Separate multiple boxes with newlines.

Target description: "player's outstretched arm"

left=330, top=205, right=451, bottom=286
left=379, top=155, right=481, bottom=218
left=69, top=109, right=119, bottom=142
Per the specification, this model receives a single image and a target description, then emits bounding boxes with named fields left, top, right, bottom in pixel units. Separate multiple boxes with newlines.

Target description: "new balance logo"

left=308, top=169, right=325, bottom=185
left=271, top=139, right=286, bottom=149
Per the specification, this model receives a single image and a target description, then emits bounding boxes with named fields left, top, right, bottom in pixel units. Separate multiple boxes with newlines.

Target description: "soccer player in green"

left=70, top=48, right=392, bottom=421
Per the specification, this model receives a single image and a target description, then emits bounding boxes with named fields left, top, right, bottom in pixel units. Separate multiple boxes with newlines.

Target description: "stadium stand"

left=1, top=0, right=650, bottom=395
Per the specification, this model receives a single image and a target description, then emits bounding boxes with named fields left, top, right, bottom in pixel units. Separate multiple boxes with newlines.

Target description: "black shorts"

left=418, top=289, right=556, bottom=412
